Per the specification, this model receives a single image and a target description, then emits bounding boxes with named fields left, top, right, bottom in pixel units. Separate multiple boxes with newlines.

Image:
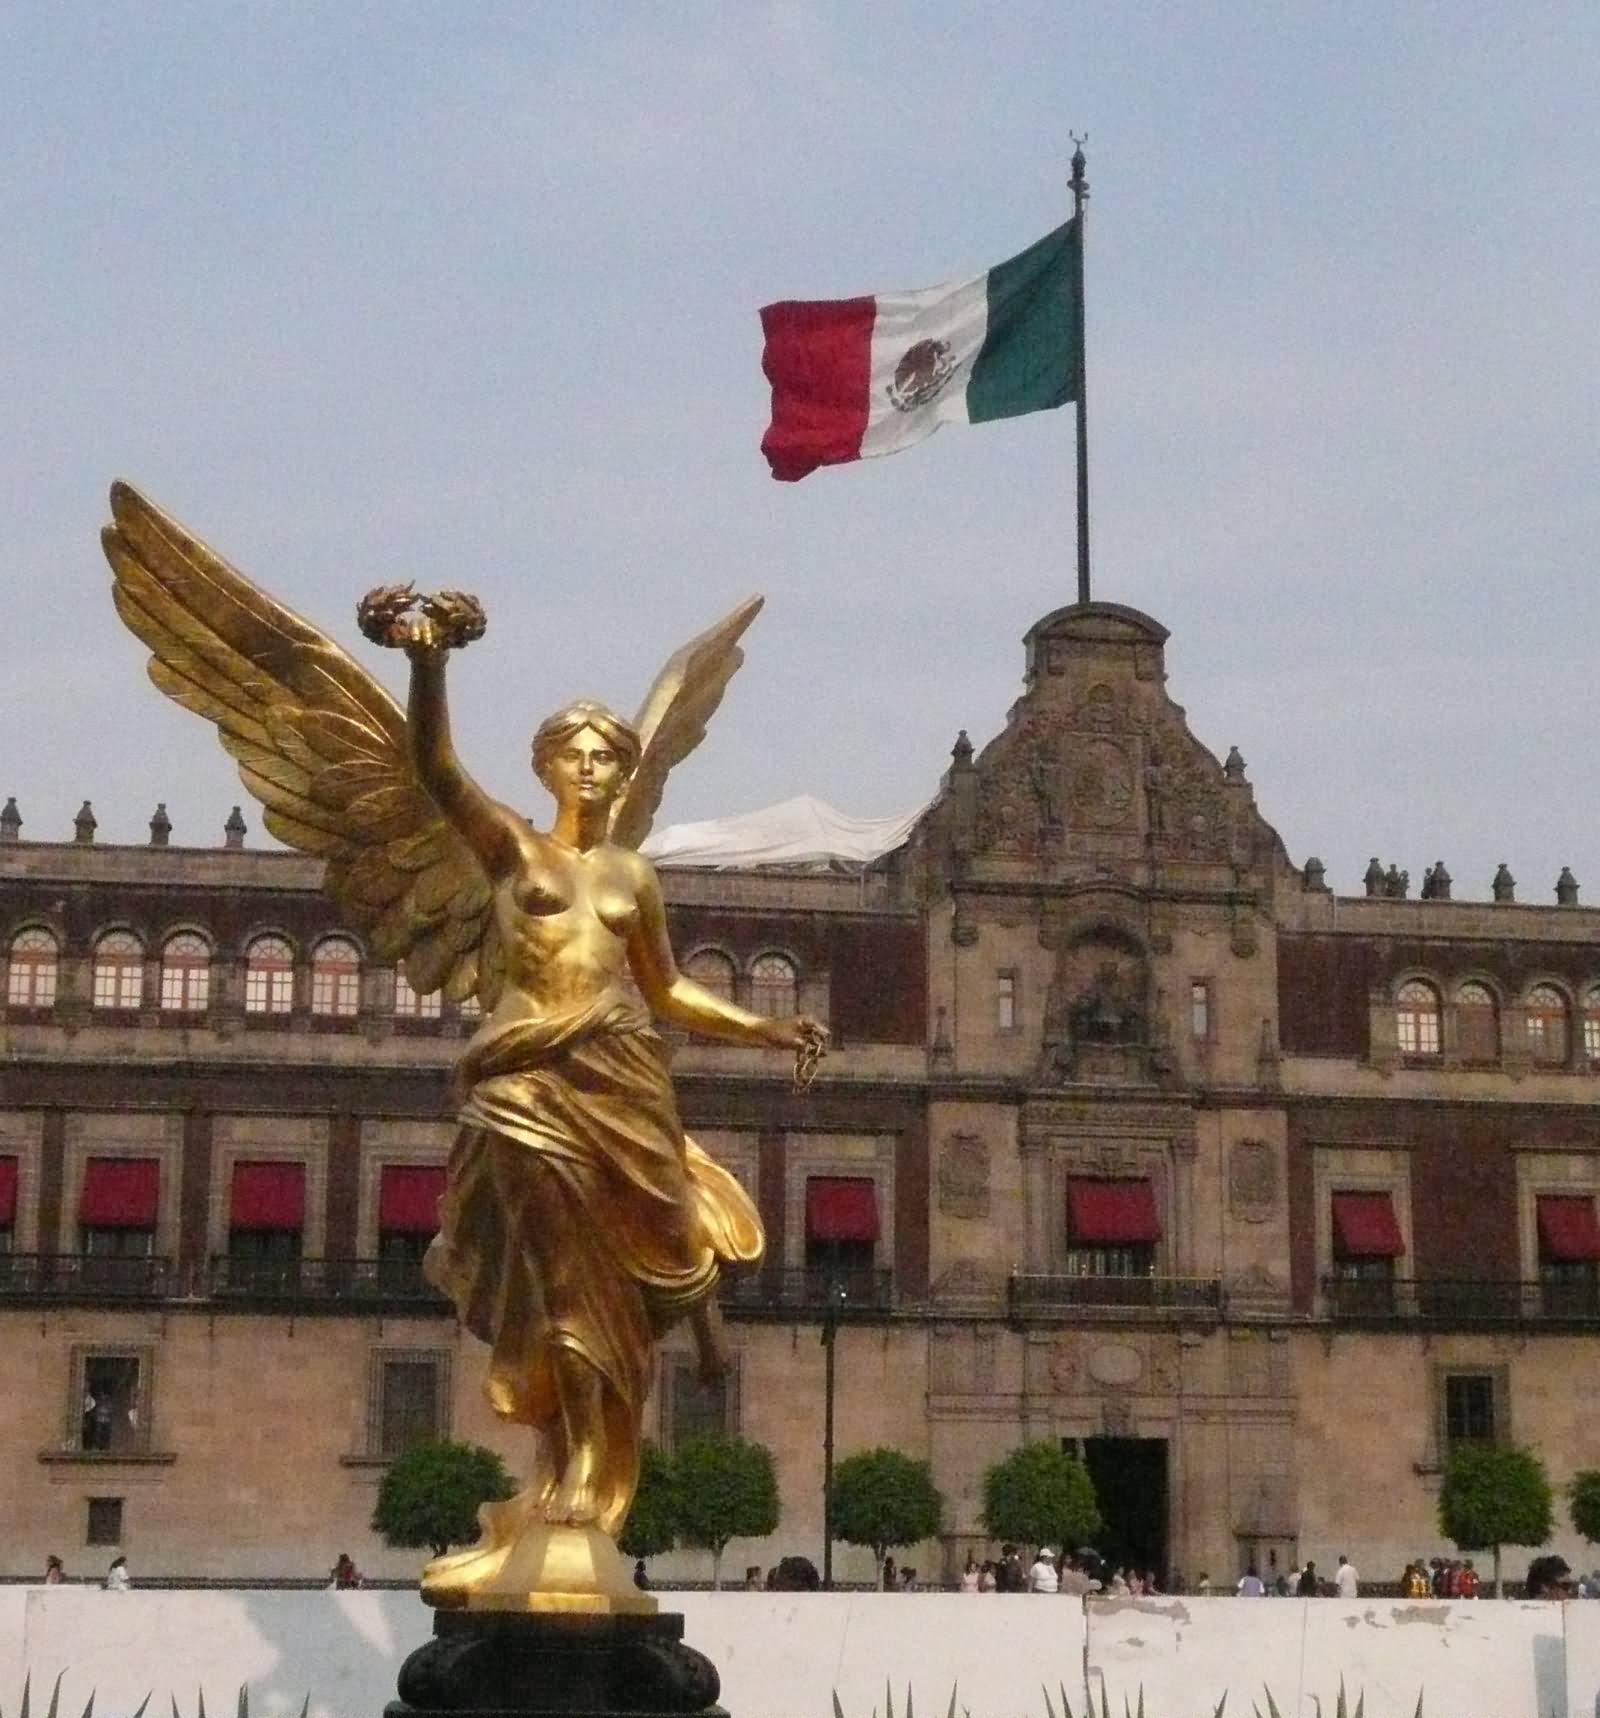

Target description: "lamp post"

left=820, top=1268, right=847, bottom=1589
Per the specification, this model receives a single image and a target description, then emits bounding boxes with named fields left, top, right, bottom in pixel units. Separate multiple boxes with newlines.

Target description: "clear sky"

left=5, top=3, right=1598, bottom=900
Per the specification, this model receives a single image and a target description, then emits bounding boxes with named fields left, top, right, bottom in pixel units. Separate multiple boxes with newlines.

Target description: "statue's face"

left=539, top=724, right=627, bottom=810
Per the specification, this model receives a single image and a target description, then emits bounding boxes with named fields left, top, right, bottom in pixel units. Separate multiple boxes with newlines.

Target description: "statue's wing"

left=607, top=595, right=764, bottom=850
left=102, top=481, right=504, bottom=1006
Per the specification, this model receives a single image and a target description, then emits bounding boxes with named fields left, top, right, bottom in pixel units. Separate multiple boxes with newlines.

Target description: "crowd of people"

left=26, top=1544, right=1600, bottom=1598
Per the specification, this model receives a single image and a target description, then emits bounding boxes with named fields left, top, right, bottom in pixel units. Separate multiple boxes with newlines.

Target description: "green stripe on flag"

left=966, top=221, right=1079, bottom=424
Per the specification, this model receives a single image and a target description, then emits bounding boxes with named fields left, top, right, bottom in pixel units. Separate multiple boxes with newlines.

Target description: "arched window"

left=685, top=948, right=736, bottom=1002
left=749, top=952, right=798, bottom=1016
left=394, top=969, right=442, bottom=1020
left=243, top=935, right=295, bottom=1015
left=1526, top=984, right=1570, bottom=1067
left=1396, top=980, right=1441, bottom=1056
left=1455, top=981, right=1499, bottom=1064
left=7, top=927, right=59, bottom=1009
left=1584, top=986, right=1600, bottom=1064
left=92, top=931, right=144, bottom=1011
left=310, top=936, right=362, bottom=1017
left=160, top=932, right=211, bottom=1013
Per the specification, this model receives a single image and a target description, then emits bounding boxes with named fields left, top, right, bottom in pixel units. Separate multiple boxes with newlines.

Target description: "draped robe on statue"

left=425, top=989, right=763, bottom=1535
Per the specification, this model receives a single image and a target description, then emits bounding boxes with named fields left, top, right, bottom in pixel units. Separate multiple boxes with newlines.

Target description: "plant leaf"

left=1043, top=1685, right=1058, bottom=1718
left=43, top=1672, right=63, bottom=1718
left=131, top=1699, right=151, bottom=1718
left=945, top=1683, right=957, bottom=1718
left=833, top=1693, right=846, bottom=1718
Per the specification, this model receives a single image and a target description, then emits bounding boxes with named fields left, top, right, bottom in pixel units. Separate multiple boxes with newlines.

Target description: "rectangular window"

left=1190, top=980, right=1211, bottom=1042
left=0, top=1155, right=16, bottom=1251
left=86, top=1496, right=124, bottom=1547
left=1444, top=1372, right=1497, bottom=1446
left=661, top=1353, right=740, bottom=1450
left=803, top=1176, right=880, bottom=1297
left=1536, top=1195, right=1600, bottom=1317
left=374, top=1353, right=447, bottom=1457
left=996, top=971, right=1017, bottom=1032
left=394, top=972, right=442, bottom=1020
left=80, top=1355, right=144, bottom=1453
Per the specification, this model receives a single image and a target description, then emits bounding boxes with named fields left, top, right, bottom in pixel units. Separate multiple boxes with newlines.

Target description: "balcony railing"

left=206, top=1255, right=450, bottom=1306
left=0, top=1253, right=173, bottom=1301
left=721, top=1265, right=894, bottom=1318
left=1322, top=1276, right=1600, bottom=1325
left=1008, top=1272, right=1224, bottom=1321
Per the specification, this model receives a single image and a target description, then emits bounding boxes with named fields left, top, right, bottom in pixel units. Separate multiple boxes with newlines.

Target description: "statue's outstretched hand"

left=759, top=1016, right=828, bottom=1089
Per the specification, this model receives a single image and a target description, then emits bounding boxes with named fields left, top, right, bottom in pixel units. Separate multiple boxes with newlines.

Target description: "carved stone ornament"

left=1228, top=1140, right=1278, bottom=1221
left=938, top=1133, right=991, bottom=1219
left=1048, top=1337, right=1080, bottom=1393
left=1100, top=1395, right=1134, bottom=1437
left=1068, top=739, right=1136, bottom=829
left=1087, top=1343, right=1143, bottom=1388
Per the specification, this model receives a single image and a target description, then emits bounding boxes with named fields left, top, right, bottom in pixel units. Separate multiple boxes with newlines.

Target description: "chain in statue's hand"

left=793, top=1020, right=827, bottom=1093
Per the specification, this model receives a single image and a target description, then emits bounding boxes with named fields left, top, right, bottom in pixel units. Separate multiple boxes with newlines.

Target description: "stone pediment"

left=934, top=602, right=1283, bottom=877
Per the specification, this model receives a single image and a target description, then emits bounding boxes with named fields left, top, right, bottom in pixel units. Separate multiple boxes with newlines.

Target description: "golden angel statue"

left=102, top=482, right=826, bottom=1613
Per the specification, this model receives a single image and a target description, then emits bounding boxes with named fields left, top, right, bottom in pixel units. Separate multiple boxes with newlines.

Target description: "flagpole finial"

left=1070, top=134, right=1089, bottom=205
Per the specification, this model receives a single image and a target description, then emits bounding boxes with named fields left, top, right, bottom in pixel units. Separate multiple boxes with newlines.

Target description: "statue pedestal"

left=385, top=1610, right=724, bottom=1717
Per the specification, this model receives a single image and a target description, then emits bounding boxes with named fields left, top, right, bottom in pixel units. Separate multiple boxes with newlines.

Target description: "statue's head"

left=531, top=700, right=641, bottom=810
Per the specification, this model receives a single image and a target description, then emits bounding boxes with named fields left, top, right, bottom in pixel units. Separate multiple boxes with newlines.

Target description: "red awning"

left=1067, top=1178, right=1161, bottom=1245
left=380, top=1164, right=446, bottom=1235
left=80, top=1157, right=159, bottom=1228
left=1537, top=1195, right=1600, bottom=1262
left=0, top=1157, right=16, bottom=1225
left=805, top=1176, right=880, bottom=1243
left=230, top=1161, right=306, bottom=1231
left=1331, top=1191, right=1405, bottom=1258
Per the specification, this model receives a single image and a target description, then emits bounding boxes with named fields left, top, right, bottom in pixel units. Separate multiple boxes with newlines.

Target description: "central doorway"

left=1076, top=1436, right=1169, bottom=1581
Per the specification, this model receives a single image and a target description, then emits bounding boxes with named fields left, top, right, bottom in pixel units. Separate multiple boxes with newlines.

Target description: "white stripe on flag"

left=860, top=270, right=989, bottom=459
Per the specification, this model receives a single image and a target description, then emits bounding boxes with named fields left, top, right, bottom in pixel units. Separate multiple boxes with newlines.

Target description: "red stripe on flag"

left=759, top=296, right=875, bottom=481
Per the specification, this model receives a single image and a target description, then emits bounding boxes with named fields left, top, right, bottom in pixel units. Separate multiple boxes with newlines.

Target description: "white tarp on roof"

left=641, top=793, right=924, bottom=870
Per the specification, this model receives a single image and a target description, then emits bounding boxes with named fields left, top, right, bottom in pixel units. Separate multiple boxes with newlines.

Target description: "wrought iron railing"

left=1007, top=1272, right=1225, bottom=1320
left=1321, top=1276, right=1600, bottom=1325
left=721, top=1264, right=894, bottom=1317
left=0, top=1252, right=173, bottom=1300
left=206, top=1255, right=450, bottom=1305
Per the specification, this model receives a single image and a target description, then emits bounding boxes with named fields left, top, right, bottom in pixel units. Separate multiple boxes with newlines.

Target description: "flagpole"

left=1070, top=138, right=1091, bottom=604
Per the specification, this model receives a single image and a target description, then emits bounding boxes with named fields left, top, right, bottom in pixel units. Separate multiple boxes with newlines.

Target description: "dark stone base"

left=385, top=1610, right=725, bottom=1717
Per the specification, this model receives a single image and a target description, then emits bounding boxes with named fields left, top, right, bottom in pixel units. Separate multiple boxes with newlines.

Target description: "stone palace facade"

left=4, top=601, right=1600, bottom=1588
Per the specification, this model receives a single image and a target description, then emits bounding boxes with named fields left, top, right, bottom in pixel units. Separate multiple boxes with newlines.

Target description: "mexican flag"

left=759, top=221, right=1079, bottom=482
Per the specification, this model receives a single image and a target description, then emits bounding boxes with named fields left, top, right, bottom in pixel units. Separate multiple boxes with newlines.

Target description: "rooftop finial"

left=149, top=804, right=172, bottom=847
left=0, top=797, right=19, bottom=843
left=1491, top=862, right=1516, bottom=904
left=223, top=805, right=247, bottom=851
left=73, top=800, right=97, bottom=844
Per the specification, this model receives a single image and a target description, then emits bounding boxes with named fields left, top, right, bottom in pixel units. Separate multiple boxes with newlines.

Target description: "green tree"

left=982, top=1442, right=1102, bottom=1556
left=618, top=1441, right=678, bottom=1562
left=828, top=1447, right=945, bottom=1586
left=1569, top=1469, right=1600, bottom=1549
left=1438, top=1442, right=1553, bottom=1596
left=673, top=1435, right=780, bottom=1589
left=371, top=1439, right=514, bottom=1558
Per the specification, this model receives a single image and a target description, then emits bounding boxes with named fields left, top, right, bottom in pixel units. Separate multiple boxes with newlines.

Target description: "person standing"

left=1237, top=1565, right=1265, bottom=1597
left=329, top=1552, right=362, bottom=1589
left=1297, top=1560, right=1321, bottom=1596
left=958, top=1556, right=981, bottom=1593
left=105, top=1556, right=130, bottom=1592
left=1335, top=1555, right=1359, bottom=1599
left=1028, top=1547, right=1060, bottom=1593
left=43, top=1556, right=65, bottom=1585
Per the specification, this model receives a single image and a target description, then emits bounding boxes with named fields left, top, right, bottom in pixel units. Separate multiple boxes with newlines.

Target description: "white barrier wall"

left=0, top=1590, right=1596, bottom=1718
left=1090, top=1596, right=1570, bottom=1718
